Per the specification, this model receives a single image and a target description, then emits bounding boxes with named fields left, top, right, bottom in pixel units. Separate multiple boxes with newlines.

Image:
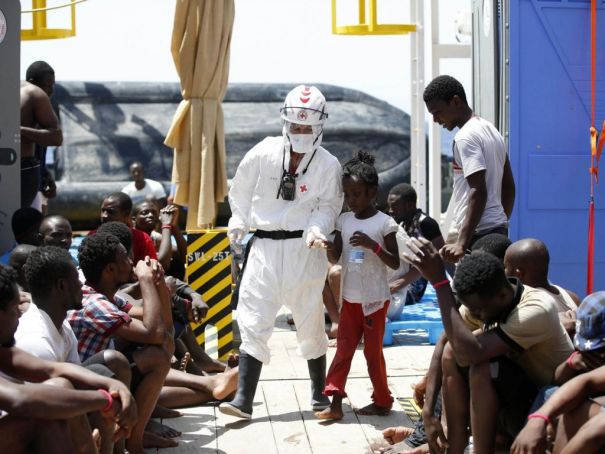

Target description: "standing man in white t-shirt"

left=121, top=161, right=167, bottom=207
left=423, top=75, right=516, bottom=264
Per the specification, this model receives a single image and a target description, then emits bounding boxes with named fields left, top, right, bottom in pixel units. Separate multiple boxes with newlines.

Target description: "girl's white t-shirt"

left=337, top=211, right=399, bottom=310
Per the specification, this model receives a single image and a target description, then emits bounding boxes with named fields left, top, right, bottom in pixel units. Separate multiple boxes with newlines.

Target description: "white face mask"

left=288, top=133, right=314, bottom=154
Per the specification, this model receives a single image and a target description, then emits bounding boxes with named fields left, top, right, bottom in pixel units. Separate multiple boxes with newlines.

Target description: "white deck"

left=153, top=314, right=434, bottom=454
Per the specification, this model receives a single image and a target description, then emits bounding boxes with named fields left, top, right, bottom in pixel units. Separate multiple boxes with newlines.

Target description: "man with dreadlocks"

left=220, top=85, right=343, bottom=420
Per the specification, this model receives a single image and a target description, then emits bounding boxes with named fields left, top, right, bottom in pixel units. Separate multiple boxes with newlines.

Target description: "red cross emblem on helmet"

left=297, top=110, right=308, bottom=121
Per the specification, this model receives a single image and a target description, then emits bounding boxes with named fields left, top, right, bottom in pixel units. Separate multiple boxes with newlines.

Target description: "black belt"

left=255, top=229, right=304, bottom=240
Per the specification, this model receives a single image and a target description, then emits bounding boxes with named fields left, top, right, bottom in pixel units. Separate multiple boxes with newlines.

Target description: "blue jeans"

left=529, top=385, right=559, bottom=414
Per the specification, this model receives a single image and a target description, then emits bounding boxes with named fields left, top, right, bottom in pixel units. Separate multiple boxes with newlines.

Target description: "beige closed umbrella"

left=164, top=0, right=234, bottom=229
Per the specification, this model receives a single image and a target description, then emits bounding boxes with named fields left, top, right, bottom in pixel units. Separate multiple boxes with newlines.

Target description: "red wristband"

left=432, top=279, right=450, bottom=289
left=373, top=243, right=382, bottom=254
left=161, top=224, right=173, bottom=230
left=566, top=351, right=579, bottom=369
left=527, top=412, right=550, bottom=425
left=98, top=389, right=113, bottom=413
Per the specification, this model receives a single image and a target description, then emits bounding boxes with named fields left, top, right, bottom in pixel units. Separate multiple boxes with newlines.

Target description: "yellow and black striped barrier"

left=186, top=229, right=233, bottom=360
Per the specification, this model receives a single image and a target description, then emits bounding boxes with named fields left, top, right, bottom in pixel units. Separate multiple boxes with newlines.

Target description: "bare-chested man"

left=20, top=61, right=62, bottom=208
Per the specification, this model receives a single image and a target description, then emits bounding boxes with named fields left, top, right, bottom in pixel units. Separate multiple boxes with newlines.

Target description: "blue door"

left=509, top=0, right=605, bottom=296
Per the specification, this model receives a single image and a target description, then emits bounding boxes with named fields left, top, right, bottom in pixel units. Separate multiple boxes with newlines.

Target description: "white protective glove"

left=228, top=228, right=245, bottom=253
left=305, top=226, right=327, bottom=249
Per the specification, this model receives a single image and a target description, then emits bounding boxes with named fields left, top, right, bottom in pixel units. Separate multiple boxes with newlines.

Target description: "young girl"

left=316, top=151, right=400, bottom=420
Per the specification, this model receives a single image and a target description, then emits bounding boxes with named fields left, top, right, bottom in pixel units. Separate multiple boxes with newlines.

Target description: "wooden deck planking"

left=292, top=380, right=374, bottom=453
left=214, top=385, right=279, bottom=454
left=159, top=405, right=217, bottom=454
left=389, top=377, right=424, bottom=427
left=262, top=380, right=313, bottom=453
left=343, top=377, right=412, bottom=454
left=384, top=342, right=433, bottom=377
left=155, top=320, right=433, bottom=453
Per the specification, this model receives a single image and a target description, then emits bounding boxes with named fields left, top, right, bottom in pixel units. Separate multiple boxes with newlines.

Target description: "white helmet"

left=280, top=85, right=328, bottom=126
left=281, top=85, right=328, bottom=154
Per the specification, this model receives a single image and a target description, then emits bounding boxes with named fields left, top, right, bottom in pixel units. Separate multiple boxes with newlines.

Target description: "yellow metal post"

left=21, top=0, right=80, bottom=40
left=32, top=0, right=47, bottom=31
left=186, top=229, right=234, bottom=360
left=331, top=0, right=417, bottom=35
left=358, top=0, right=366, bottom=24
left=368, top=0, right=376, bottom=32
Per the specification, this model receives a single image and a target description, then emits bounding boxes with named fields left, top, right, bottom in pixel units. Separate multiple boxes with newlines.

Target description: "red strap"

left=528, top=412, right=551, bottom=425
left=373, top=243, right=382, bottom=255
left=587, top=0, right=598, bottom=295
left=591, top=0, right=596, bottom=128
left=588, top=200, right=595, bottom=294
left=432, top=279, right=450, bottom=289
left=98, top=389, right=114, bottom=413
left=567, top=351, right=580, bottom=369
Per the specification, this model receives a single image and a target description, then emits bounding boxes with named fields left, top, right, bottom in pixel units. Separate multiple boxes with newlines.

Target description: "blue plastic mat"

left=384, top=284, right=444, bottom=346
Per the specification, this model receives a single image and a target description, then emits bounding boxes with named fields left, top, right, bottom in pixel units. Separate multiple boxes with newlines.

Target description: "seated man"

left=8, top=244, right=37, bottom=292
left=121, top=161, right=167, bottom=207
left=0, top=207, right=43, bottom=266
left=100, top=221, right=236, bottom=378
left=470, top=232, right=512, bottom=260
left=512, top=291, right=605, bottom=453
left=100, top=223, right=236, bottom=380
left=504, top=238, right=580, bottom=337
left=11, top=207, right=44, bottom=247
left=69, top=233, right=174, bottom=454
left=19, top=246, right=134, bottom=454
left=38, top=214, right=73, bottom=251
left=101, top=221, right=207, bottom=331
left=405, top=239, right=573, bottom=454
left=101, top=221, right=222, bottom=374
left=381, top=233, right=513, bottom=454
left=70, top=233, right=238, bottom=449
left=96, top=192, right=157, bottom=265
left=0, top=265, right=136, bottom=454
left=386, top=183, right=444, bottom=320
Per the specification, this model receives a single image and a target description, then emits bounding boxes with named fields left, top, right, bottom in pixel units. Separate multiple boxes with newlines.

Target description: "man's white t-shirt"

left=451, top=116, right=507, bottom=233
left=14, top=302, right=81, bottom=364
left=121, top=179, right=167, bottom=206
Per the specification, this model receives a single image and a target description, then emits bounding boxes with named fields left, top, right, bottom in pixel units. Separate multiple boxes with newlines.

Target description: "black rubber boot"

left=218, top=351, right=262, bottom=419
left=308, top=354, right=330, bottom=411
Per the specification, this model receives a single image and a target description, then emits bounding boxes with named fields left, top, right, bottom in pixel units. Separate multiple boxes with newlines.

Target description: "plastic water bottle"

left=348, top=247, right=365, bottom=272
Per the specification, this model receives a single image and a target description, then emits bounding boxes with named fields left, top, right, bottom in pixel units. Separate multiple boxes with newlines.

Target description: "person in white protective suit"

left=219, top=85, right=344, bottom=419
